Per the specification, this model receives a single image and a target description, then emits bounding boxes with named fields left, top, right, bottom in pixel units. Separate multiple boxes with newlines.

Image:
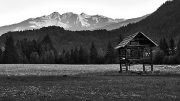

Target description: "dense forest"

left=0, top=32, right=180, bottom=64
left=0, top=26, right=120, bottom=52
left=0, top=34, right=119, bottom=64
left=153, top=36, right=180, bottom=64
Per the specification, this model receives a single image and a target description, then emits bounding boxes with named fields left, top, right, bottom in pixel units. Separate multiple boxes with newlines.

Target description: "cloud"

left=29, top=25, right=37, bottom=28
left=13, top=27, right=21, bottom=31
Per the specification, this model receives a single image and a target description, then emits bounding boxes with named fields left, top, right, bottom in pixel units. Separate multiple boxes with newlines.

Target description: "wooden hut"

left=115, top=32, right=158, bottom=73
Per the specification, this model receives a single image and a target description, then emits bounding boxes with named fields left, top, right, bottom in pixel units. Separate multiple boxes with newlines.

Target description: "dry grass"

left=0, top=64, right=180, bottom=101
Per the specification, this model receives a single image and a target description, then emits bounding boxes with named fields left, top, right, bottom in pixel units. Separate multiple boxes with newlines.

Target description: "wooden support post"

left=126, top=61, right=128, bottom=72
left=120, top=62, right=122, bottom=73
left=150, top=48, right=153, bottom=72
left=119, top=49, right=122, bottom=73
left=143, top=63, right=145, bottom=72
left=125, top=48, right=128, bottom=72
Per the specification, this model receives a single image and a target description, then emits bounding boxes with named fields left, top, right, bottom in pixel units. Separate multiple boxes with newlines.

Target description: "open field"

left=0, top=64, right=180, bottom=101
left=1, top=64, right=180, bottom=76
left=0, top=64, right=121, bottom=76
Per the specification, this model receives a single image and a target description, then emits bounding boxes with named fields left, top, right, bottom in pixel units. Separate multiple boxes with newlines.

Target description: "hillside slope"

left=112, top=0, right=180, bottom=43
left=98, top=14, right=150, bottom=30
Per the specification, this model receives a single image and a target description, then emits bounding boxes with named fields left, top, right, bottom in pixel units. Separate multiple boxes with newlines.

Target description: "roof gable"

left=115, top=32, right=158, bottom=49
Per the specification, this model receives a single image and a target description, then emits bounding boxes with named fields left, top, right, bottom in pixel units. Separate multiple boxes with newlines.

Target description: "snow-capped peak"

left=96, top=14, right=108, bottom=18
left=62, top=12, right=74, bottom=19
left=80, top=13, right=91, bottom=18
left=49, top=12, right=61, bottom=20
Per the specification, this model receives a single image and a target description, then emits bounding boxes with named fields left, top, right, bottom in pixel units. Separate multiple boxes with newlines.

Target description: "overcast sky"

left=0, top=0, right=168, bottom=27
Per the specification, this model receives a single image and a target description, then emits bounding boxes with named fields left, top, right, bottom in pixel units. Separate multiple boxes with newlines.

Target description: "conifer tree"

left=74, top=47, right=79, bottom=63
left=3, top=35, right=19, bottom=64
left=79, top=46, right=86, bottom=64
left=22, top=56, right=29, bottom=64
left=169, top=37, right=175, bottom=55
left=159, top=38, right=169, bottom=55
left=56, top=53, right=63, bottom=64
left=117, top=34, right=123, bottom=63
left=159, top=38, right=164, bottom=51
left=90, top=42, right=98, bottom=64
left=41, top=52, right=48, bottom=64
left=30, top=52, right=40, bottom=64
left=97, top=48, right=105, bottom=64
left=16, top=48, right=24, bottom=64
left=0, top=48, right=2, bottom=63
left=177, top=36, right=180, bottom=56
left=118, top=34, right=123, bottom=44
left=42, top=34, right=53, bottom=46
left=65, top=51, right=70, bottom=64
left=163, top=38, right=169, bottom=56
left=70, top=49, right=74, bottom=63
left=105, top=41, right=115, bottom=64
left=48, top=50, right=55, bottom=64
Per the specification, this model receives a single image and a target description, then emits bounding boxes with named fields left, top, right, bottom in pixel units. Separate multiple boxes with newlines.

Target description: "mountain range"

left=0, top=12, right=148, bottom=36
left=97, top=14, right=150, bottom=30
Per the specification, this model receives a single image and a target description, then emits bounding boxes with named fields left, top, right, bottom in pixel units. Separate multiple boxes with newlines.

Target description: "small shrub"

left=153, top=50, right=164, bottom=64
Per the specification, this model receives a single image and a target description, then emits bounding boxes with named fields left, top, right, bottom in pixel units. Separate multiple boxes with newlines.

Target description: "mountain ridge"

left=0, top=12, right=148, bottom=36
left=98, top=14, right=150, bottom=30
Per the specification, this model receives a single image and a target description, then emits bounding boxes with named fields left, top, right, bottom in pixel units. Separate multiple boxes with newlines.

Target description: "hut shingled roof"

left=115, top=32, right=158, bottom=49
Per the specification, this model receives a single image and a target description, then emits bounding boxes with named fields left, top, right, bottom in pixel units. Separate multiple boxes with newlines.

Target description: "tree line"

left=153, top=36, right=180, bottom=64
left=1, top=32, right=180, bottom=65
left=0, top=34, right=118, bottom=64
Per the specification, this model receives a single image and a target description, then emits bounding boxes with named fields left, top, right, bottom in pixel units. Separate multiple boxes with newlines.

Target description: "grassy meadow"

left=0, top=64, right=180, bottom=101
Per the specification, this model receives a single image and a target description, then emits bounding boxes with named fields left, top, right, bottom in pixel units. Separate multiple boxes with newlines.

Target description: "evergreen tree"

left=41, top=52, right=48, bottom=64
left=84, top=49, right=89, bottom=64
left=42, top=34, right=53, bottom=46
left=163, top=38, right=169, bottom=56
left=159, top=38, right=169, bottom=56
left=56, top=53, right=62, bottom=64
left=65, top=51, right=70, bottom=64
left=153, top=50, right=164, bottom=64
left=48, top=50, right=55, bottom=64
left=159, top=38, right=164, bottom=51
left=117, top=34, right=123, bottom=63
left=78, top=46, right=84, bottom=64
left=16, top=48, right=24, bottom=64
left=105, top=41, right=115, bottom=64
left=118, top=34, right=123, bottom=44
left=22, top=56, right=29, bottom=64
left=78, top=46, right=88, bottom=64
left=62, top=49, right=66, bottom=56
left=70, top=49, right=74, bottom=64
left=90, top=42, right=98, bottom=64
left=74, top=47, right=79, bottom=63
left=0, top=48, right=2, bottom=63
left=97, top=48, right=105, bottom=64
left=169, top=37, right=175, bottom=55
left=29, top=52, right=40, bottom=64
left=3, top=35, right=19, bottom=64
left=177, top=35, right=180, bottom=57
left=41, top=34, right=58, bottom=58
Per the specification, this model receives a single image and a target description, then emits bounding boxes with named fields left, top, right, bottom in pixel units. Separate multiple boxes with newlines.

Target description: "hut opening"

left=115, top=32, right=158, bottom=73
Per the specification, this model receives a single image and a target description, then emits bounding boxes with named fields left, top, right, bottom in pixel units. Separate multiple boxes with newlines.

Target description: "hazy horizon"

left=0, top=0, right=168, bottom=27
